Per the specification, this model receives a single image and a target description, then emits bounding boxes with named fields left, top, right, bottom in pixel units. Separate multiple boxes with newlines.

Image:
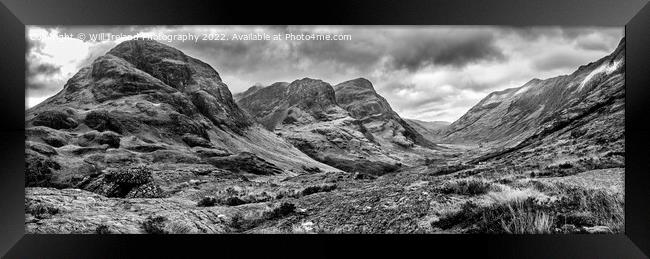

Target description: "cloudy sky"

left=26, top=26, right=622, bottom=122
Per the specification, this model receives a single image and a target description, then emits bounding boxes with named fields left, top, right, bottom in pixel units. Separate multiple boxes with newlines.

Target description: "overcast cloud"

left=26, top=26, right=623, bottom=122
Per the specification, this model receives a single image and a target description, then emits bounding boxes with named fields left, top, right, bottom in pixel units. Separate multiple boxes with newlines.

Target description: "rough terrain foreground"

left=25, top=39, right=624, bottom=234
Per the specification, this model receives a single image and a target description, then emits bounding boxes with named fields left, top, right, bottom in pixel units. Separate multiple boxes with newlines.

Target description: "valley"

left=24, top=38, right=625, bottom=234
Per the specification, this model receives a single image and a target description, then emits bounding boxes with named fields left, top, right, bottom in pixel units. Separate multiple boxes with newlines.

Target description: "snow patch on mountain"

left=578, top=60, right=622, bottom=91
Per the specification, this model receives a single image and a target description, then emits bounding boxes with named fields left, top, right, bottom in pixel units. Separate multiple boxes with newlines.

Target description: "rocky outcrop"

left=333, top=78, right=439, bottom=149
left=236, top=79, right=348, bottom=130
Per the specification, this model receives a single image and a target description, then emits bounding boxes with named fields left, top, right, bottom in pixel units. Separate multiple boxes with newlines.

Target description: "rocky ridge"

left=236, top=78, right=440, bottom=175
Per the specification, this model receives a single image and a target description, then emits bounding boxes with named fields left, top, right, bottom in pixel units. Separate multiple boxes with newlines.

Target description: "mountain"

left=24, top=37, right=626, bottom=235
left=25, top=39, right=339, bottom=189
left=236, top=78, right=438, bottom=175
left=440, top=38, right=625, bottom=169
left=333, top=78, right=439, bottom=149
left=439, top=38, right=624, bottom=147
left=404, top=119, right=450, bottom=141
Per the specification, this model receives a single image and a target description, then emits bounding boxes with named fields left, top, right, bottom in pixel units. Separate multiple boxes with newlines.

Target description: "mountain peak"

left=334, top=78, right=375, bottom=91
left=107, top=39, right=221, bottom=88
left=109, top=39, right=182, bottom=56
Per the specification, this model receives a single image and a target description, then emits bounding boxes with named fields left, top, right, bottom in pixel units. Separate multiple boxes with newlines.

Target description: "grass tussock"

left=428, top=163, right=472, bottom=176
left=95, top=225, right=112, bottom=234
left=196, top=183, right=336, bottom=208
left=142, top=215, right=168, bottom=234
left=432, top=197, right=556, bottom=233
left=556, top=186, right=624, bottom=232
left=438, top=179, right=495, bottom=196
left=300, top=184, right=337, bottom=196
left=432, top=182, right=623, bottom=234
left=500, top=200, right=555, bottom=234
left=26, top=202, right=60, bottom=219
left=227, top=202, right=297, bottom=232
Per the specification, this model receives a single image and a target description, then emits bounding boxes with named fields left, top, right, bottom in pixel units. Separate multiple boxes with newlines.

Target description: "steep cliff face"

left=237, top=78, right=405, bottom=175
left=25, top=39, right=339, bottom=188
left=333, top=78, right=439, bottom=149
left=236, top=79, right=349, bottom=131
left=439, top=38, right=625, bottom=151
left=237, top=78, right=441, bottom=175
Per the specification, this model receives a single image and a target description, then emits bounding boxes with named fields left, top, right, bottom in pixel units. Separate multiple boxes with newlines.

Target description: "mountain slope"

left=439, top=38, right=625, bottom=150
left=404, top=119, right=450, bottom=141
left=25, top=39, right=339, bottom=189
left=439, top=38, right=625, bottom=173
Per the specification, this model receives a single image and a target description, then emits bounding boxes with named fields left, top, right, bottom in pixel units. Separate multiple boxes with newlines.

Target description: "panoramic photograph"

left=24, top=26, right=624, bottom=234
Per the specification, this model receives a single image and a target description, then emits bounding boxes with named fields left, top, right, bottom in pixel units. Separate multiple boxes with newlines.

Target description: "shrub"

left=229, top=213, right=244, bottom=230
left=424, top=157, right=437, bottom=166
left=301, top=184, right=337, bottom=196
left=301, top=165, right=322, bottom=174
left=84, top=110, right=125, bottom=133
left=223, top=196, right=246, bottom=206
left=571, top=128, right=587, bottom=138
left=95, top=225, right=111, bottom=234
left=558, top=187, right=624, bottom=232
left=169, top=221, right=193, bottom=234
left=263, top=202, right=296, bottom=220
left=353, top=172, right=377, bottom=180
left=226, top=203, right=298, bottom=232
left=197, top=196, right=218, bottom=207
left=432, top=201, right=483, bottom=230
left=97, top=131, right=121, bottom=148
left=429, top=163, right=472, bottom=176
left=103, top=165, right=154, bottom=198
left=558, top=162, right=573, bottom=169
left=432, top=197, right=553, bottom=233
left=43, top=135, right=67, bottom=147
left=26, top=203, right=60, bottom=219
left=438, top=179, right=493, bottom=196
left=501, top=201, right=554, bottom=234
left=282, top=115, right=298, bottom=125
left=32, top=110, right=78, bottom=130
left=125, top=182, right=165, bottom=199
left=274, top=189, right=302, bottom=200
left=106, top=166, right=152, bottom=186
left=142, top=216, right=168, bottom=234
left=433, top=184, right=624, bottom=233
left=25, top=151, right=60, bottom=187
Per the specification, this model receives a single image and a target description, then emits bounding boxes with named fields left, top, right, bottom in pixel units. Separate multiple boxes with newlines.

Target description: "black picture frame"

left=1, top=0, right=649, bottom=258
